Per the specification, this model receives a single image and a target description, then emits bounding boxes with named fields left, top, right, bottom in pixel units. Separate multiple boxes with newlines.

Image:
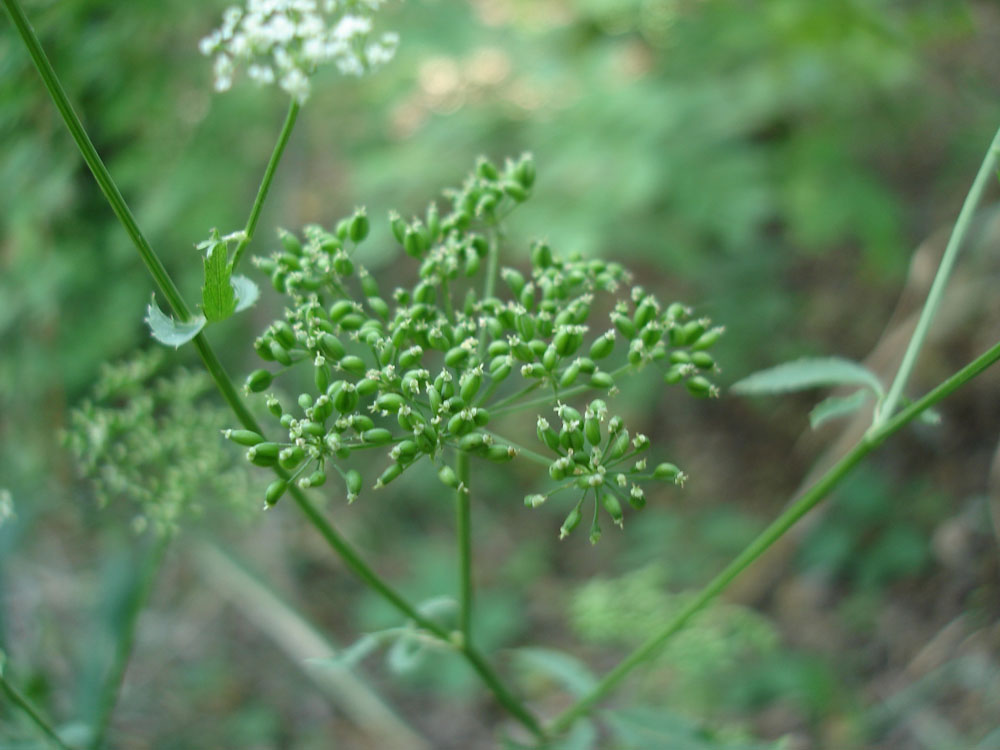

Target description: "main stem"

left=456, top=451, right=473, bottom=643
left=877, top=126, right=1000, bottom=424
left=230, top=99, right=300, bottom=272
left=547, top=337, right=1000, bottom=735
left=89, top=535, right=169, bottom=750
left=5, top=1, right=542, bottom=737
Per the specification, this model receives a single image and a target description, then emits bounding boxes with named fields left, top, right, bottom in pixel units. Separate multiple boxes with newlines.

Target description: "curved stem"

left=455, top=451, right=472, bottom=644
left=547, top=336, right=1000, bottom=736
left=89, top=535, right=169, bottom=750
left=0, top=669, right=74, bottom=750
left=877, top=126, right=1000, bottom=425
left=492, top=365, right=632, bottom=417
left=230, top=99, right=300, bottom=272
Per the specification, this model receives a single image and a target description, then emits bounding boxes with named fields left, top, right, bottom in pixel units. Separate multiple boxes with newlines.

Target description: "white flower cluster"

left=199, top=0, right=399, bottom=103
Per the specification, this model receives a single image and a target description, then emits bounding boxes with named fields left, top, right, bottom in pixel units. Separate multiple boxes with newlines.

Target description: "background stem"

left=0, top=670, right=74, bottom=750
left=456, top=451, right=472, bottom=643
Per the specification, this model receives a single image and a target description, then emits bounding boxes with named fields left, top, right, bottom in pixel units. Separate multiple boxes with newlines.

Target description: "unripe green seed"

left=279, top=446, right=305, bottom=470
left=634, top=299, right=657, bottom=330
left=253, top=442, right=281, bottom=458
left=333, top=253, right=354, bottom=276
left=692, top=327, right=724, bottom=351
left=601, top=492, right=624, bottom=527
left=458, top=433, right=488, bottom=452
left=576, top=357, right=596, bottom=374
left=665, top=302, right=687, bottom=321
left=320, top=333, right=346, bottom=361
left=255, top=338, right=276, bottom=361
left=589, top=332, right=615, bottom=360
left=653, top=462, right=681, bottom=481
left=399, top=346, right=423, bottom=368
left=584, top=415, right=601, bottom=446
left=502, top=180, right=529, bottom=202
left=226, top=429, right=264, bottom=447
left=356, top=378, right=378, bottom=397
left=376, top=393, right=405, bottom=412
left=487, top=340, right=509, bottom=357
left=270, top=341, right=293, bottom=366
left=664, top=365, right=685, bottom=384
left=352, top=415, right=375, bottom=432
left=389, top=211, right=406, bottom=244
left=278, top=229, right=302, bottom=256
left=306, top=470, right=327, bottom=488
left=538, top=420, right=561, bottom=452
left=301, top=421, right=324, bottom=437
left=403, top=226, right=425, bottom=258
left=438, top=465, right=459, bottom=488
left=265, top=479, right=287, bottom=506
left=377, top=462, right=404, bottom=487
left=349, top=209, right=369, bottom=243
left=559, top=505, right=583, bottom=539
left=542, top=344, right=558, bottom=372
left=367, top=297, right=389, bottom=320
left=445, top=346, right=469, bottom=368
left=346, top=469, right=363, bottom=498
left=590, top=371, right=614, bottom=389
left=531, top=240, right=552, bottom=269
left=464, top=247, right=481, bottom=276
left=611, top=312, right=636, bottom=339
left=519, top=283, right=536, bottom=310
left=486, top=444, right=516, bottom=462
left=314, top=363, right=331, bottom=392
left=669, top=350, right=691, bottom=364
left=338, top=313, right=365, bottom=331
left=246, top=369, right=273, bottom=392
left=340, top=355, right=366, bottom=375
left=363, top=428, right=394, bottom=445
left=460, top=372, right=482, bottom=402
left=516, top=312, right=535, bottom=340
left=273, top=321, right=296, bottom=349
left=329, top=300, right=354, bottom=322
left=608, top=431, right=630, bottom=460
left=559, top=362, right=580, bottom=388
left=298, top=393, right=313, bottom=410
left=685, top=376, right=715, bottom=398
left=502, top=268, right=526, bottom=297
left=691, top=351, right=715, bottom=370
left=447, top=413, right=474, bottom=436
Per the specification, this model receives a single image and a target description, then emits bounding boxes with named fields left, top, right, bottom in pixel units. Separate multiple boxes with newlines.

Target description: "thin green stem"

left=0, top=669, right=74, bottom=750
left=230, top=99, right=301, bottom=271
left=494, top=365, right=632, bottom=417
left=547, top=337, right=1000, bottom=736
left=481, top=430, right=551, bottom=467
left=877, top=126, right=1000, bottom=425
left=89, top=536, right=169, bottom=750
left=462, top=643, right=547, bottom=741
left=6, top=4, right=541, bottom=735
left=455, top=451, right=472, bottom=644
left=489, top=381, right=543, bottom=415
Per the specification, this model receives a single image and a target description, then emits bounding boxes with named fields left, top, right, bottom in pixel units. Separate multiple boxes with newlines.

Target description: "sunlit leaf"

left=201, top=237, right=236, bottom=322
left=809, top=390, right=870, bottom=430
left=145, top=296, right=205, bottom=348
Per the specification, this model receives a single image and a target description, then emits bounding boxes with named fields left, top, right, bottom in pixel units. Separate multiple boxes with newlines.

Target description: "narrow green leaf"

left=145, top=297, right=205, bottom=348
left=809, top=390, right=870, bottom=430
left=731, top=357, right=884, bottom=398
left=201, top=237, right=236, bottom=322
left=231, top=275, right=260, bottom=312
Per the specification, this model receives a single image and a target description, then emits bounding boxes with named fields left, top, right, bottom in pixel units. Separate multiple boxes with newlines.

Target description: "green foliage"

left=64, top=350, right=254, bottom=536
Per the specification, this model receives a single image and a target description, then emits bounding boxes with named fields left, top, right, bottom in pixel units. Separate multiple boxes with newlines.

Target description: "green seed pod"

left=490, top=357, right=512, bottom=382
left=671, top=320, right=704, bottom=347
left=271, top=270, right=287, bottom=293
left=600, top=492, right=624, bottom=527
left=515, top=153, right=536, bottom=188
left=246, top=369, right=273, bottom=392
left=438, top=465, right=459, bottom=488
left=487, top=340, right=510, bottom=357
left=253, top=442, right=281, bottom=459
left=278, top=229, right=302, bottom=256
left=460, top=372, right=482, bottom=402
left=560, top=405, right=582, bottom=426
left=273, top=321, right=296, bottom=349
left=502, top=180, right=528, bottom=202
left=332, top=383, right=358, bottom=413
left=340, top=355, right=366, bottom=375
left=376, top=462, right=404, bottom=487
left=611, top=312, right=636, bottom=339
left=692, top=327, right=723, bottom=351
left=562, top=427, right=584, bottom=452
left=476, top=156, right=499, bottom=180
left=473, top=408, right=489, bottom=426
left=559, top=361, right=581, bottom=388
left=486, top=444, right=515, bottom=462
left=589, top=332, right=615, bottom=360
left=608, top=430, right=630, bottom=461
left=447, top=413, right=474, bottom=436
left=531, top=240, right=552, bottom=269
left=444, top=346, right=469, bottom=368
left=425, top=202, right=440, bottom=240
left=306, top=470, right=327, bottom=488
left=542, top=344, right=558, bottom=372
left=313, top=397, right=333, bottom=422
left=628, top=490, right=646, bottom=510
left=690, top=351, right=715, bottom=370
left=511, top=340, right=534, bottom=362
left=427, top=384, right=442, bottom=412
left=549, top=461, right=567, bottom=481
left=389, top=210, right=406, bottom=244
left=501, top=268, right=526, bottom=297
left=352, top=415, right=375, bottom=432
left=576, top=357, right=597, bottom=374
left=338, top=313, right=365, bottom=331
left=280, top=413, right=294, bottom=429
left=333, top=253, right=354, bottom=276
left=523, top=363, right=546, bottom=378
left=516, top=312, right=535, bottom=341
left=633, top=299, right=657, bottom=330
left=537, top=418, right=561, bottom=452
left=590, top=371, right=614, bottom=389
left=320, top=333, right=346, bottom=361
left=559, top=504, right=583, bottom=539
left=266, top=397, right=283, bottom=417
left=314, top=363, right=331, bottom=392
left=279, top=446, right=305, bottom=470
left=640, top=324, right=660, bottom=348
left=367, top=297, right=389, bottom=320
left=349, top=209, right=369, bottom=243
left=301, top=421, right=324, bottom=437
left=664, top=364, right=685, bottom=384
left=403, top=226, right=425, bottom=258
left=363, top=428, right=393, bottom=445
left=254, top=337, right=276, bottom=362
left=653, top=462, right=681, bottom=481
left=361, top=273, right=380, bottom=299
left=298, top=393, right=313, bottom=410
left=519, top=282, right=536, bottom=311
left=584, top=414, right=601, bottom=446
left=265, top=479, right=288, bottom=506
left=458, top=433, right=488, bottom=452
left=356, top=378, right=378, bottom=397
left=399, top=346, right=423, bottom=368
left=269, top=341, right=293, bottom=367
left=376, top=393, right=405, bottom=412
left=685, top=376, right=715, bottom=398
left=226, top=429, right=264, bottom=447
left=669, top=350, right=691, bottom=364
left=329, top=300, right=354, bottom=322
left=346, top=469, right=363, bottom=499
left=665, top=302, right=687, bottom=322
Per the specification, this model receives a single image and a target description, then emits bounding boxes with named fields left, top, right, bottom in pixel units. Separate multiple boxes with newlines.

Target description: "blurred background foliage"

left=2, top=0, right=1000, bottom=747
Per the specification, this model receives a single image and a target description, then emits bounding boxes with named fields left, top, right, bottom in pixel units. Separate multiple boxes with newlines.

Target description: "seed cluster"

left=234, top=155, right=723, bottom=540
left=200, top=0, right=399, bottom=102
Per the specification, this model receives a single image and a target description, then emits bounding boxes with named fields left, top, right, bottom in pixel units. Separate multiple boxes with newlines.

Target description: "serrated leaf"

left=145, top=297, right=205, bottom=348
left=202, top=238, right=236, bottom=322
left=731, top=357, right=884, bottom=398
left=231, top=274, right=260, bottom=313
left=809, top=390, right=870, bottom=430
left=511, top=647, right=599, bottom=698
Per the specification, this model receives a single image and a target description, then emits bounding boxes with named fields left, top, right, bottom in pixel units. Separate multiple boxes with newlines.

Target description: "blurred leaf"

left=144, top=297, right=205, bottom=347
left=511, top=647, right=599, bottom=699
left=605, top=706, right=788, bottom=749
left=809, top=389, right=870, bottom=430
left=231, top=275, right=259, bottom=313
left=731, top=357, right=884, bottom=398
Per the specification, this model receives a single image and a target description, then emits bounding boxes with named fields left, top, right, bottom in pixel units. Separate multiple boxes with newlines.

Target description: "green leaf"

left=511, top=647, right=599, bottom=698
left=145, top=297, right=205, bottom=348
left=731, top=357, right=884, bottom=398
left=809, top=390, right=870, bottom=430
left=231, top=274, right=259, bottom=312
left=201, top=236, right=236, bottom=322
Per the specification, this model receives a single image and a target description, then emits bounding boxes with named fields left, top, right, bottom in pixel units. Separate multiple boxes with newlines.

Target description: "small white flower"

left=200, top=0, right=399, bottom=103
